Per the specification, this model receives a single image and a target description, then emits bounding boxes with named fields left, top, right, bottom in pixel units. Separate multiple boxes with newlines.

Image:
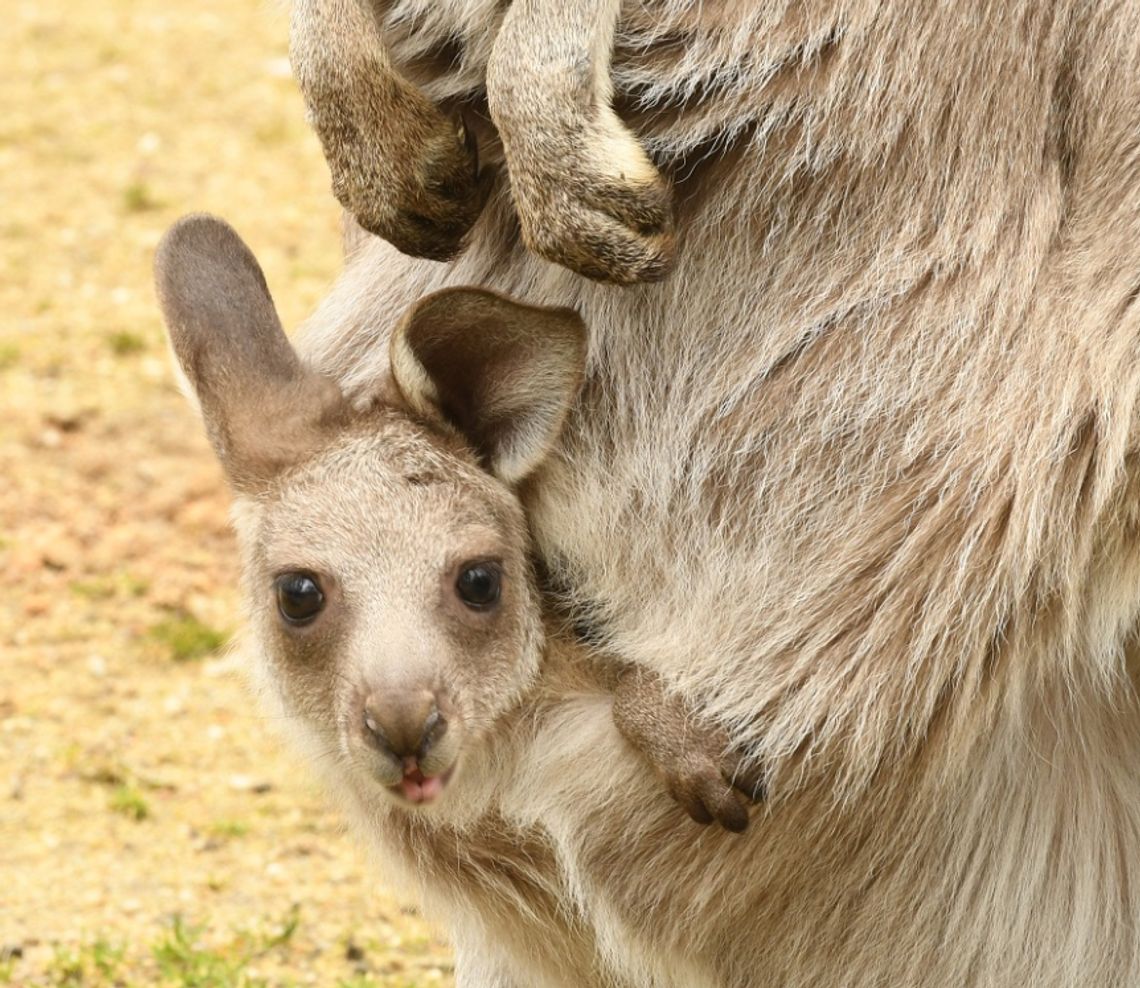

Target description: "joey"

left=155, top=212, right=752, bottom=826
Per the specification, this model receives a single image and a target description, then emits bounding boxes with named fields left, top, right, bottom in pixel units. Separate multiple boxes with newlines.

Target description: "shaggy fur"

left=280, top=1, right=1140, bottom=984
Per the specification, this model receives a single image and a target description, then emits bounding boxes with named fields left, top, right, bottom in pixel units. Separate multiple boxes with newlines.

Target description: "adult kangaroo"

left=279, top=2, right=1140, bottom=985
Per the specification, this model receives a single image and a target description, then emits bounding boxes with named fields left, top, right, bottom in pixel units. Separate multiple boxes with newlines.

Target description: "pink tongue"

left=400, top=769, right=445, bottom=804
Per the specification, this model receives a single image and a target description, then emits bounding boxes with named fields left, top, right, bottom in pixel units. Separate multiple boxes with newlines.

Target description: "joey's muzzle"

left=362, top=689, right=457, bottom=804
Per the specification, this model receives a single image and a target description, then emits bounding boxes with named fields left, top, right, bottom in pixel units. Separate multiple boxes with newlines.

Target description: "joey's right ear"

left=155, top=214, right=347, bottom=491
left=389, top=288, right=587, bottom=484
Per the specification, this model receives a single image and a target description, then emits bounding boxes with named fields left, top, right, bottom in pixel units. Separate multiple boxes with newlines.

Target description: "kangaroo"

left=280, top=1, right=1140, bottom=983
left=154, top=213, right=762, bottom=985
left=164, top=0, right=1140, bottom=983
left=289, top=0, right=674, bottom=283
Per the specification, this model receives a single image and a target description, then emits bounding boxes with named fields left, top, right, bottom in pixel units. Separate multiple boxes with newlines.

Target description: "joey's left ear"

left=389, top=288, right=587, bottom=483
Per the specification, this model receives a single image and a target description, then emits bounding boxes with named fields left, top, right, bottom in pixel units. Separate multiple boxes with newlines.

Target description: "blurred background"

left=1, top=1, right=453, bottom=984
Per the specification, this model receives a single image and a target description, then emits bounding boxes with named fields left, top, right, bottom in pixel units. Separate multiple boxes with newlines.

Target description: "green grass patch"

left=107, top=329, right=147, bottom=356
left=207, top=818, right=250, bottom=840
left=70, top=577, right=116, bottom=601
left=109, top=782, right=151, bottom=821
left=153, top=907, right=300, bottom=988
left=71, top=572, right=150, bottom=601
left=149, top=613, right=227, bottom=662
left=121, top=572, right=151, bottom=597
left=153, top=916, right=259, bottom=988
left=0, top=343, right=20, bottom=371
left=121, top=180, right=161, bottom=213
left=47, top=938, right=125, bottom=986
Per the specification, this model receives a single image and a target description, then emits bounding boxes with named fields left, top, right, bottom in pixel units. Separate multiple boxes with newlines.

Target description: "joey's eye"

left=455, top=562, right=502, bottom=610
left=275, top=572, right=325, bottom=625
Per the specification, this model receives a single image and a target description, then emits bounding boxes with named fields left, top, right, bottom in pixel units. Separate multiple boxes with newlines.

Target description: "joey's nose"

left=363, top=690, right=448, bottom=761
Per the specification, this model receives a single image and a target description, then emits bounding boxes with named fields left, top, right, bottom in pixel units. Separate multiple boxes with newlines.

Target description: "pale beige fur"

left=282, top=1, right=1140, bottom=985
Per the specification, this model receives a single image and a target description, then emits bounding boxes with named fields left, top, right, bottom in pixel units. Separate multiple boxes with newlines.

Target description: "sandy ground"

left=1, top=1, right=454, bottom=984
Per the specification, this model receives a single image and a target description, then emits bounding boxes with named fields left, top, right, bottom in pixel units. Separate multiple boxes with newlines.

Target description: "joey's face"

left=155, top=214, right=585, bottom=815
left=241, top=414, right=544, bottom=810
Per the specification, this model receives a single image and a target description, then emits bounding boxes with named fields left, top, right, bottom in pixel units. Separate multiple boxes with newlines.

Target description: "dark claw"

left=455, top=110, right=479, bottom=174
left=730, top=763, right=767, bottom=804
left=699, top=778, right=751, bottom=834
left=669, top=779, right=715, bottom=826
left=718, top=798, right=750, bottom=834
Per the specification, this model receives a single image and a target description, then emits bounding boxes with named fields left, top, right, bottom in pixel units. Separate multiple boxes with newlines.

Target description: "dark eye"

left=455, top=562, right=502, bottom=610
left=275, top=572, right=325, bottom=625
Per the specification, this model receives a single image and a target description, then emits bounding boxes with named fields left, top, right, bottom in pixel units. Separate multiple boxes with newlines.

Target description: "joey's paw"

left=612, top=665, right=765, bottom=834
left=511, top=128, right=675, bottom=284
left=665, top=749, right=765, bottom=834
left=321, top=101, right=489, bottom=261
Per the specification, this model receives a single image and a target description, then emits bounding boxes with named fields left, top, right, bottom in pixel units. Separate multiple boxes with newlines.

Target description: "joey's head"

left=154, top=214, right=585, bottom=811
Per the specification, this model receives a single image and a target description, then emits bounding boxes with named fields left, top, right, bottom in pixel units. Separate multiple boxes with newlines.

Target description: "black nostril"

left=363, top=709, right=391, bottom=753
left=417, top=708, right=448, bottom=760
